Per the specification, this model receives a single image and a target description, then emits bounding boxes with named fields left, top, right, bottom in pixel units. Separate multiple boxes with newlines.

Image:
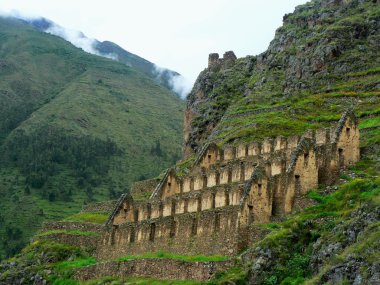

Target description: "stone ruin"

left=208, top=51, right=237, bottom=71
left=97, top=111, right=359, bottom=261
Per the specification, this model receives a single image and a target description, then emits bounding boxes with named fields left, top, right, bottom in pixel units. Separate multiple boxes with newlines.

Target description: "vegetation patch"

left=359, top=116, right=380, bottom=129
left=38, top=230, right=99, bottom=237
left=55, top=256, right=97, bottom=271
left=64, top=213, right=108, bottom=224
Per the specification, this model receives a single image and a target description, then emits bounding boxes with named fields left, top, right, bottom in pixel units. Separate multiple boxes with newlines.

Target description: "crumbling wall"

left=334, top=114, right=360, bottom=167
left=81, top=200, right=117, bottom=214
left=130, top=179, right=160, bottom=200
left=208, top=51, right=237, bottom=72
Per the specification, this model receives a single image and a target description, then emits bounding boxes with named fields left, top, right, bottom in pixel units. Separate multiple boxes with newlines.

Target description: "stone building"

left=97, top=111, right=359, bottom=261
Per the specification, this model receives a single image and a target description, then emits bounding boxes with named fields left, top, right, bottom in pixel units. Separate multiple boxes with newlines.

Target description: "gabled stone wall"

left=100, top=111, right=359, bottom=260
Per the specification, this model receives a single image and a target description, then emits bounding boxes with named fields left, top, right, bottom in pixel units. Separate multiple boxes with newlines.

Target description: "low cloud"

left=46, top=24, right=97, bottom=54
left=45, top=23, right=118, bottom=61
left=169, top=74, right=193, bottom=99
left=154, top=65, right=193, bottom=99
left=0, top=10, right=117, bottom=60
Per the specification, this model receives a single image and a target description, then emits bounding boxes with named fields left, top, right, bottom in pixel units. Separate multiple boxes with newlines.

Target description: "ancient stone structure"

left=98, top=111, right=359, bottom=260
left=208, top=51, right=237, bottom=71
left=75, top=259, right=232, bottom=282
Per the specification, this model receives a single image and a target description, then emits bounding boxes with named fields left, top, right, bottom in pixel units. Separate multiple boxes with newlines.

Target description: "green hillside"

left=0, top=17, right=185, bottom=258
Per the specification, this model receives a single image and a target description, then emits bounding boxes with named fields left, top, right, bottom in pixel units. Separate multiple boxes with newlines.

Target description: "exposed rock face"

left=311, top=205, right=380, bottom=284
left=183, top=52, right=248, bottom=155
left=183, top=0, right=379, bottom=155
left=243, top=202, right=380, bottom=285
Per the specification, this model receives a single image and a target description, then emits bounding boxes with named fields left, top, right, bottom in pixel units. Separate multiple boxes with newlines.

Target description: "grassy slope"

left=0, top=17, right=184, bottom=259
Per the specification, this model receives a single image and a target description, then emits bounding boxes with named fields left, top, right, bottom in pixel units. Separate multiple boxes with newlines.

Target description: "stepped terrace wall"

left=81, top=200, right=117, bottom=214
left=75, top=259, right=233, bottom=282
left=98, top=206, right=242, bottom=260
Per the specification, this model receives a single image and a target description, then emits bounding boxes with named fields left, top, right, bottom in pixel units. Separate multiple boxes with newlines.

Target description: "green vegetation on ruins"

left=63, top=213, right=109, bottom=224
left=37, top=230, right=100, bottom=237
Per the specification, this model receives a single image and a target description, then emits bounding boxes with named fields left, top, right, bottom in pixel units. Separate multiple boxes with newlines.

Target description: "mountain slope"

left=183, top=0, right=379, bottom=154
left=24, top=17, right=181, bottom=93
left=0, top=17, right=185, bottom=258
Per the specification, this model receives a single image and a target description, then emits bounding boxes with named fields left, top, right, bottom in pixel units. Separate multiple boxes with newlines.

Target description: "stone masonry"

left=98, top=111, right=359, bottom=261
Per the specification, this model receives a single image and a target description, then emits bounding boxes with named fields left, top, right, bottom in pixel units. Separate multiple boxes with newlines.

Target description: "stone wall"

left=103, top=111, right=360, bottom=260
left=113, top=183, right=245, bottom=225
left=208, top=51, right=237, bottom=71
left=37, top=233, right=100, bottom=249
left=98, top=207, right=242, bottom=260
left=130, top=178, right=160, bottom=199
left=81, top=200, right=117, bottom=214
left=42, top=221, right=104, bottom=233
left=74, top=259, right=233, bottom=282
left=38, top=221, right=103, bottom=249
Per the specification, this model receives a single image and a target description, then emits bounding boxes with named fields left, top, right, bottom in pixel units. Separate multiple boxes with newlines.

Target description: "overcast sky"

left=1, top=0, right=309, bottom=85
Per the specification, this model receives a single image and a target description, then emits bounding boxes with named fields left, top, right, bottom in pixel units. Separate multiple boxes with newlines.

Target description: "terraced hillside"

left=0, top=17, right=185, bottom=258
left=184, top=0, right=379, bottom=154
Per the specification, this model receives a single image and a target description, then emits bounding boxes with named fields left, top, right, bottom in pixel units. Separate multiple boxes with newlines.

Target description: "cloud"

left=169, top=74, right=193, bottom=99
left=154, top=65, right=193, bottom=99
left=0, top=10, right=118, bottom=61
left=45, top=23, right=118, bottom=61
left=46, top=24, right=97, bottom=54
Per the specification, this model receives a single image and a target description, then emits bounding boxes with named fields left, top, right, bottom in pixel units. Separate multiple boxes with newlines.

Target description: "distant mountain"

left=23, top=17, right=181, bottom=93
left=0, top=16, right=185, bottom=258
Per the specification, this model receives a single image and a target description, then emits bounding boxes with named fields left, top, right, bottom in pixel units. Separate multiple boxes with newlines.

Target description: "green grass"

left=347, top=66, right=380, bottom=77
left=359, top=116, right=380, bottom=129
left=117, top=251, right=229, bottom=262
left=55, top=257, right=97, bottom=271
left=37, top=230, right=99, bottom=237
left=209, top=265, right=248, bottom=285
left=64, top=213, right=109, bottom=224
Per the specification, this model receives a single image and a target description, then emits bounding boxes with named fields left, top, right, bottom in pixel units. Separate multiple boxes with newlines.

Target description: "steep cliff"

left=184, top=0, right=379, bottom=155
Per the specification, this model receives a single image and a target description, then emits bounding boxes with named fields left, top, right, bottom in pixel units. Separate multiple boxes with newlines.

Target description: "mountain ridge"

left=0, top=16, right=185, bottom=258
left=21, top=16, right=183, bottom=94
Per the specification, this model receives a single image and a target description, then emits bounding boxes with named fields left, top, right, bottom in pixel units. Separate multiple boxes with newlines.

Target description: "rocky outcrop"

left=311, top=204, right=380, bottom=284
left=183, top=0, right=379, bottom=155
